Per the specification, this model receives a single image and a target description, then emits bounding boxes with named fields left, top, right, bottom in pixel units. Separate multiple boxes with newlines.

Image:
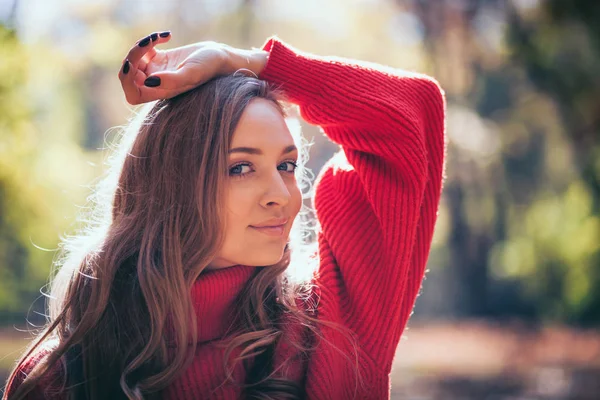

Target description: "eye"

left=228, top=160, right=298, bottom=179
left=278, top=160, right=298, bottom=173
left=229, top=162, right=253, bottom=178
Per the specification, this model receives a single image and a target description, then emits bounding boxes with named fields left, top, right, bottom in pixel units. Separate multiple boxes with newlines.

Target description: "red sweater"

left=4, top=37, right=446, bottom=399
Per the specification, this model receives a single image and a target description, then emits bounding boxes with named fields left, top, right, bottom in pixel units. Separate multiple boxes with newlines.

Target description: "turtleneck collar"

left=189, top=264, right=256, bottom=344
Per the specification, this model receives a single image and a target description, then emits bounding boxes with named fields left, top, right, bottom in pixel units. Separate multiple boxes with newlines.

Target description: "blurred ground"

left=2, top=321, right=599, bottom=399
left=390, top=321, right=600, bottom=399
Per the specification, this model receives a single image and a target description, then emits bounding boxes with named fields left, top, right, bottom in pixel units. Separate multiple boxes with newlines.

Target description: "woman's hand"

left=118, top=32, right=268, bottom=105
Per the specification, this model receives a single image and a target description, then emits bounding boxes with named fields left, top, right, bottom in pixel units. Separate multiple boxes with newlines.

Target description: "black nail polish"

left=122, top=59, right=130, bottom=74
left=159, top=31, right=171, bottom=38
left=150, top=32, right=158, bottom=42
left=144, top=76, right=161, bottom=87
left=138, top=36, right=151, bottom=47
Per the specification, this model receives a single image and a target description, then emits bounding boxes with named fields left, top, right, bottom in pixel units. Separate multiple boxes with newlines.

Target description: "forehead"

left=231, top=98, right=293, bottom=150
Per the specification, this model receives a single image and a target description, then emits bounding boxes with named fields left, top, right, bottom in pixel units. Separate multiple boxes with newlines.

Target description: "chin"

left=247, top=251, right=285, bottom=267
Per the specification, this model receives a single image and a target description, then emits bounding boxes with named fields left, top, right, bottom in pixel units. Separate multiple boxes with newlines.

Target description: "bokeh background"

left=1, top=0, right=599, bottom=398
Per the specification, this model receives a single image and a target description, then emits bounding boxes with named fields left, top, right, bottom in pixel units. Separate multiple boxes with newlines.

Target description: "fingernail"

left=138, top=36, right=151, bottom=47
left=150, top=32, right=158, bottom=42
left=144, top=76, right=161, bottom=87
left=159, top=31, right=171, bottom=38
left=122, top=59, right=130, bottom=74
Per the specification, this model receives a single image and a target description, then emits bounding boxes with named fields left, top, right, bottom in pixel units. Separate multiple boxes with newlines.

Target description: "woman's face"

left=207, top=98, right=302, bottom=270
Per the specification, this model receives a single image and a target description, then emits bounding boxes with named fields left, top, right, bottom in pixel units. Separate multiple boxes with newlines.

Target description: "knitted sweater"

left=4, top=37, right=446, bottom=399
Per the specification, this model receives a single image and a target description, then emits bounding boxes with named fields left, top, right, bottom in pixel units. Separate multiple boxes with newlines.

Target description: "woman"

left=4, top=32, right=445, bottom=399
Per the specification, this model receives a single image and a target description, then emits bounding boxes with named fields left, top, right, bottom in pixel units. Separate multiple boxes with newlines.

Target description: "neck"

left=168, top=264, right=257, bottom=345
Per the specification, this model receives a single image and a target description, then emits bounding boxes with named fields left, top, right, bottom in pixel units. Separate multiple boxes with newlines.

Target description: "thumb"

left=143, top=65, right=207, bottom=93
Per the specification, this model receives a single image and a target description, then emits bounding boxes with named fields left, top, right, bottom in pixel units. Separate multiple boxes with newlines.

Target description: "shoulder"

left=4, top=338, right=66, bottom=400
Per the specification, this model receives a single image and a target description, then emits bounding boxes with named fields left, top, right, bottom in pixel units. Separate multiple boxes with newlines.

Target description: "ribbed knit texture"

left=4, top=37, right=446, bottom=400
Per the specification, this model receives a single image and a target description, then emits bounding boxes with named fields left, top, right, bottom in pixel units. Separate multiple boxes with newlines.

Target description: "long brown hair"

left=5, top=75, right=362, bottom=400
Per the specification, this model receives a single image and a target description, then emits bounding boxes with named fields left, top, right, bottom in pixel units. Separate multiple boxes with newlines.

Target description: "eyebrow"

left=228, top=144, right=298, bottom=156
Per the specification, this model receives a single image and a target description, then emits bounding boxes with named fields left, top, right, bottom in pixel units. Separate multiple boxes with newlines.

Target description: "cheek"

left=225, top=187, right=255, bottom=228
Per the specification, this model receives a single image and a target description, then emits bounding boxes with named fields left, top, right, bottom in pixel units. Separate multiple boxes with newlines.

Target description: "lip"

left=251, top=217, right=288, bottom=228
left=250, top=224, right=286, bottom=237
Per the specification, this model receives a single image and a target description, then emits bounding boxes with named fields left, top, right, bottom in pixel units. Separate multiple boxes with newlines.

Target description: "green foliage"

left=504, top=0, right=600, bottom=325
left=0, top=24, right=93, bottom=319
left=0, top=25, right=50, bottom=314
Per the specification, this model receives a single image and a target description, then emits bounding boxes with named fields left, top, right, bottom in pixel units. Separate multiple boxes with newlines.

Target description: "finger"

left=142, top=31, right=172, bottom=65
left=123, top=31, right=171, bottom=72
left=120, top=65, right=180, bottom=104
left=123, top=67, right=170, bottom=104
left=118, top=31, right=172, bottom=104
left=118, top=58, right=145, bottom=104
left=142, top=65, right=209, bottom=93
left=138, top=58, right=148, bottom=73
left=125, top=35, right=153, bottom=67
left=133, top=68, right=148, bottom=87
left=124, top=67, right=200, bottom=105
left=118, top=35, right=154, bottom=102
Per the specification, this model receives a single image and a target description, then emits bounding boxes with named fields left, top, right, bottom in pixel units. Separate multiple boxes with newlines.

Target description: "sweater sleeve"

left=3, top=346, right=65, bottom=400
left=259, top=37, right=446, bottom=374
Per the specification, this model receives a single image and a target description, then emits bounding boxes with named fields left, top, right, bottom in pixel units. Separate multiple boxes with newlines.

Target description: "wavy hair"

left=5, top=75, right=362, bottom=400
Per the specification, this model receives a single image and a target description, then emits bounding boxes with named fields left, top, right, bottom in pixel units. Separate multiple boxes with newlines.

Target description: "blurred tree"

left=507, top=0, right=600, bottom=325
left=0, top=24, right=51, bottom=320
left=402, top=0, right=599, bottom=326
left=0, top=23, right=95, bottom=324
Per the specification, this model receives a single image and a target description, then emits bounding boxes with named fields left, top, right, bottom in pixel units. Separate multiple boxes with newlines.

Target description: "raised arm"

left=257, top=37, right=446, bottom=374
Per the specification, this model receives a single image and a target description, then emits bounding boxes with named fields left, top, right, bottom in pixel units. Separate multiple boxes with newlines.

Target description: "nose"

left=259, top=171, right=291, bottom=208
